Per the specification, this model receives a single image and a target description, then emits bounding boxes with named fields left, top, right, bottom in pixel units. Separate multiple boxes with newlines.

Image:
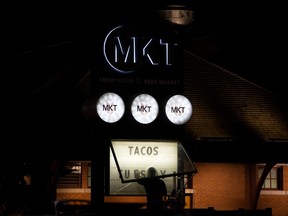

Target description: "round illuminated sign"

left=165, top=95, right=192, bottom=125
left=96, top=92, right=125, bottom=123
left=131, top=94, right=159, bottom=124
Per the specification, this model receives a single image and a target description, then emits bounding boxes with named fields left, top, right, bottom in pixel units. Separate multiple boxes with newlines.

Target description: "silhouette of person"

left=136, top=167, right=167, bottom=212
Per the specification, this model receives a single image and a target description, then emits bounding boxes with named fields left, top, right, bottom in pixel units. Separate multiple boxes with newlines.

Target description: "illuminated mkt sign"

left=103, top=25, right=179, bottom=74
left=131, top=94, right=159, bottom=124
left=95, top=93, right=193, bottom=124
left=96, top=92, right=125, bottom=123
left=165, top=95, right=192, bottom=125
left=110, top=140, right=177, bottom=183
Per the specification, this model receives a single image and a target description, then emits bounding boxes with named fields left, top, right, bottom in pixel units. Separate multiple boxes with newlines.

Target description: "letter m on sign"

left=114, top=36, right=136, bottom=64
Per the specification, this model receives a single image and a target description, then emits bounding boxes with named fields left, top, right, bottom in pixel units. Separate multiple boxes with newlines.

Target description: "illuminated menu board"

left=109, top=139, right=197, bottom=195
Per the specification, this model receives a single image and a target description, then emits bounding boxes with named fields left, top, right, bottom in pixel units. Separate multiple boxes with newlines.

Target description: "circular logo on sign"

left=96, top=92, right=125, bottom=123
left=103, top=25, right=138, bottom=74
left=131, top=94, right=159, bottom=124
left=165, top=95, right=192, bottom=125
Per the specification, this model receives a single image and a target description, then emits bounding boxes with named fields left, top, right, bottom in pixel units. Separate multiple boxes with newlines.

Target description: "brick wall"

left=258, top=194, right=288, bottom=216
left=193, top=163, right=252, bottom=210
left=193, top=163, right=288, bottom=216
left=57, top=189, right=91, bottom=200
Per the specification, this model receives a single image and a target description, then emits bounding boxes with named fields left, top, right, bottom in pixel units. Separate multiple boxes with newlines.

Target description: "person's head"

left=147, top=167, right=157, bottom=178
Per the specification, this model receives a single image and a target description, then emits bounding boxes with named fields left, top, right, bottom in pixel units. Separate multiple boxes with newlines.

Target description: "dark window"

left=88, top=163, right=91, bottom=188
left=258, top=165, right=283, bottom=190
left=57, top=162, right=82, bottom=188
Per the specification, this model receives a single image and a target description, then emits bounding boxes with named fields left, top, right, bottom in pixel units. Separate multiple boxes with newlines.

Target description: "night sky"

left=8, top=1, right=287, bottom=99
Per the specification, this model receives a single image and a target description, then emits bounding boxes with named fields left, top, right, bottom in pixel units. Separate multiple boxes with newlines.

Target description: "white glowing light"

left=165, top=95, right=192, bottom=125
left=131, top=94, right=159, bottom=124
left=96, top=92, right=125, bottom=123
